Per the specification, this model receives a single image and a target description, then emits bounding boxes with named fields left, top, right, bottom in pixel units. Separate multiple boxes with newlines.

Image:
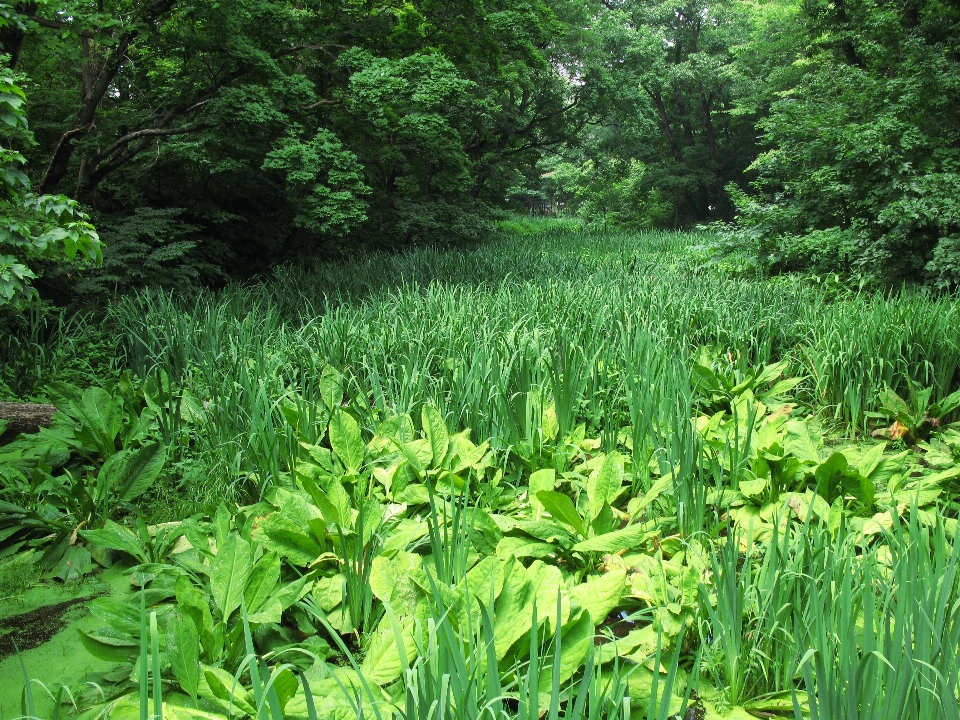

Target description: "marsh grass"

left=3, top=226, right=960, bottom=717
left=39, top=227, right=942, bottom=512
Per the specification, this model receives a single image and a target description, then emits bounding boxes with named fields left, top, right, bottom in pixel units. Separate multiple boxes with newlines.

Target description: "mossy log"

left=0, top=402, right=57, bottom=441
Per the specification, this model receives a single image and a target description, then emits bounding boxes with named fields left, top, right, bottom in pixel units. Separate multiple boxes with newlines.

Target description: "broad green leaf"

left=921, top=465, right=960, bottom=486
left=937, top=388, right=960, bottom=416
left=209, top=533, right=253, bottom=623
left=329, top=409, right=364, bottom=474
left=815, top=452, right=850, bottom=504
left=541, top=404, right=559, bottom=442
left=421, top=404, right=449, bottom=467
left=494, top=560, right=535, bottom=657
left=212, top=503, right=231, bottom=551
left=739, top=477, right=767, bottom=498
left=528, top=469, right=556, bottom=520
left=81, top=520, right=146, bottom=563
left=301, top=443, right=335, bottom=473
left=856, top=442, right=887, bottom=478
left=244, top=551, right=280, bottom=613
left=512, top=519, right=574, bottom=545
left=572, top=521, right=657, bottom=553
left=319, top=365, right=343, bottom=411
left=595, top=624, right=659, bottom=665
left=496, top=536, right=559, bottom=560
left=319, top=475, right=352, bottom=528
left=539, top=608, right=593, bottom=692
left=879, top=388, right=912, bottom=418
left=167, top=611, right=200, bottom=701
left=633, top=473, right=673, bottom=514
left=570, top=567, right=626, bottom=623
left=175, top=575, right=215, bottom=653
left=78, top=628, right=138, bottom=663
left=247, top=598, right=283, bottom=624
left=370, top=551, right=420, bottom=607
left=588, top=452, right=622, bottom=522
left=251, top=512, right=324, bottom=564
left=528, top=560, right=569, bottom=630
left=100, top=442, right=167, bottom=503
left=361, top=616, right=417, bottom=685
left=536, top=490, right=585, bottom=536
left=452, top=438, right=490, bottom=473
left=784, top=420, right=822, bottom=464
left=71, top=387, right=122, bottom=457
left=391, top=437, right=426, bottom=478
left=200, top=666, right=258, bottom=717
left=269, top=570, right=317, bottom=610
left=459, top=555, right=506, bottom=601
left=46, top=545, right=93, bottom=581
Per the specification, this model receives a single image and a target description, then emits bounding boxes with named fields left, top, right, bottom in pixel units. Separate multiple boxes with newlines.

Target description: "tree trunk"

left=0, top=402, right=57, bottom=441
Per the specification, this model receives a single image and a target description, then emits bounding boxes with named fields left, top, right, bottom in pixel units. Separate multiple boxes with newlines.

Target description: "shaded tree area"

left=1, top=0, right=599, bottom=298
left=1, top=0, right=959, bottom=301
left=718, top=0, right=960, bottom=286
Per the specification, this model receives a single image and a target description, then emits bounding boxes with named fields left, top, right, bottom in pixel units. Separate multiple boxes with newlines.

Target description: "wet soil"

left=0, top=593, right=105, bottom=661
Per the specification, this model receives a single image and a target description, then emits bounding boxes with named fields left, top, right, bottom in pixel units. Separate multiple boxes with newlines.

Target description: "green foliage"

left=723, top=0, right=960, bottom=285
left=2, top=232, right=960, bottom=719
left=0, top=59, right=101, bottom=305
left=262, top=131, right=371, bottom=238
left=0, top=377, right=167, bottom=569
left=68, top=207, right=227, bottom=296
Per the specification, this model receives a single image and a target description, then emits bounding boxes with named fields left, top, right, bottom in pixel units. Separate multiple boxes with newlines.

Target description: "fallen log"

left=0, top=402, right=57, bottom=442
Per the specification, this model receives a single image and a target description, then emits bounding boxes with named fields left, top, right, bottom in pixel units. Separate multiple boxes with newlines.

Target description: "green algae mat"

left=0, top=565, right=131, bottom=719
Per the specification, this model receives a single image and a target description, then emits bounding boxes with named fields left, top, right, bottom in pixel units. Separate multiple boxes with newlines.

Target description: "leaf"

left=539, top=608, right=593, bottom=692
left=201, top=666, right=258, bottom=717
left=528, top=560, right=569, bottom=631
left=536, top=490, right=585, bottom=536
left=81, top=520, right=146, bottom=564
left=252, top=512, right=324, bottom=564
left=528, top=469, right=556, bottom=520
left=595, top=625, right=660, bottom=665
left=880, top=388, right=912, bottom=418
left=100, top=442, right=167, bottom=504
left=493, top=561, right=535, bottom=657
left=167, top=611, right=200, bottom=701
left=570, top=568, right=626, bottom=623
left=361, top=616, right=417, bottom=685
left=319, top=366, right=344, bottom=411
left=248, top=598, right=283, bottom=624
left=815, top=452, right=849, bottom=504
left=856, top=442, right=887, bottom=478
left=739, top=477, right=768, bottom=498
left=71, top=387, right=122, bottom=456
left=45, top=545, right=94, bottom=581
left=496, top=536, right=557, bottom=560
left=572, top=521, right=658, bottom=553
left=421, top=404, right=449, bottom=468
left=784, top=419, right=823, bottom=464
left=78, top=628, right=138, bottom=663
left=329, top=409, right=364, bottom=474
left=635, top=473, right=673, bottom=513
left=209, top=533, right=253, bottom=623
left=588, top=452, right=622, bottom=522
left=369, top=552, right=420, bottom=606
left=269, top=570, right=317, bottom=610
left=244, top=551, right=281, bottom=614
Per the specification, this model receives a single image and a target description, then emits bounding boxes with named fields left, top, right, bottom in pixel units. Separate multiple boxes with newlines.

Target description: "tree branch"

left=26, top=14, right=96, bottom=39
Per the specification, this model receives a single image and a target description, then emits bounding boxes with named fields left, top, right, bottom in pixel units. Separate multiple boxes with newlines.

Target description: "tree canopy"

left=1, top=0, right=958, bottom=299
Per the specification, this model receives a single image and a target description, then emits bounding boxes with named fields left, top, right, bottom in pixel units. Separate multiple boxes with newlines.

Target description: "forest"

left=1, top=1, right=960, bottom=719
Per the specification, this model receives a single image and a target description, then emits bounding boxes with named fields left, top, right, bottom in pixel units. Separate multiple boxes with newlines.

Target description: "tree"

left=0, top=52, right=100, bottom=306
left=727, top=0, right=960, bottom=286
